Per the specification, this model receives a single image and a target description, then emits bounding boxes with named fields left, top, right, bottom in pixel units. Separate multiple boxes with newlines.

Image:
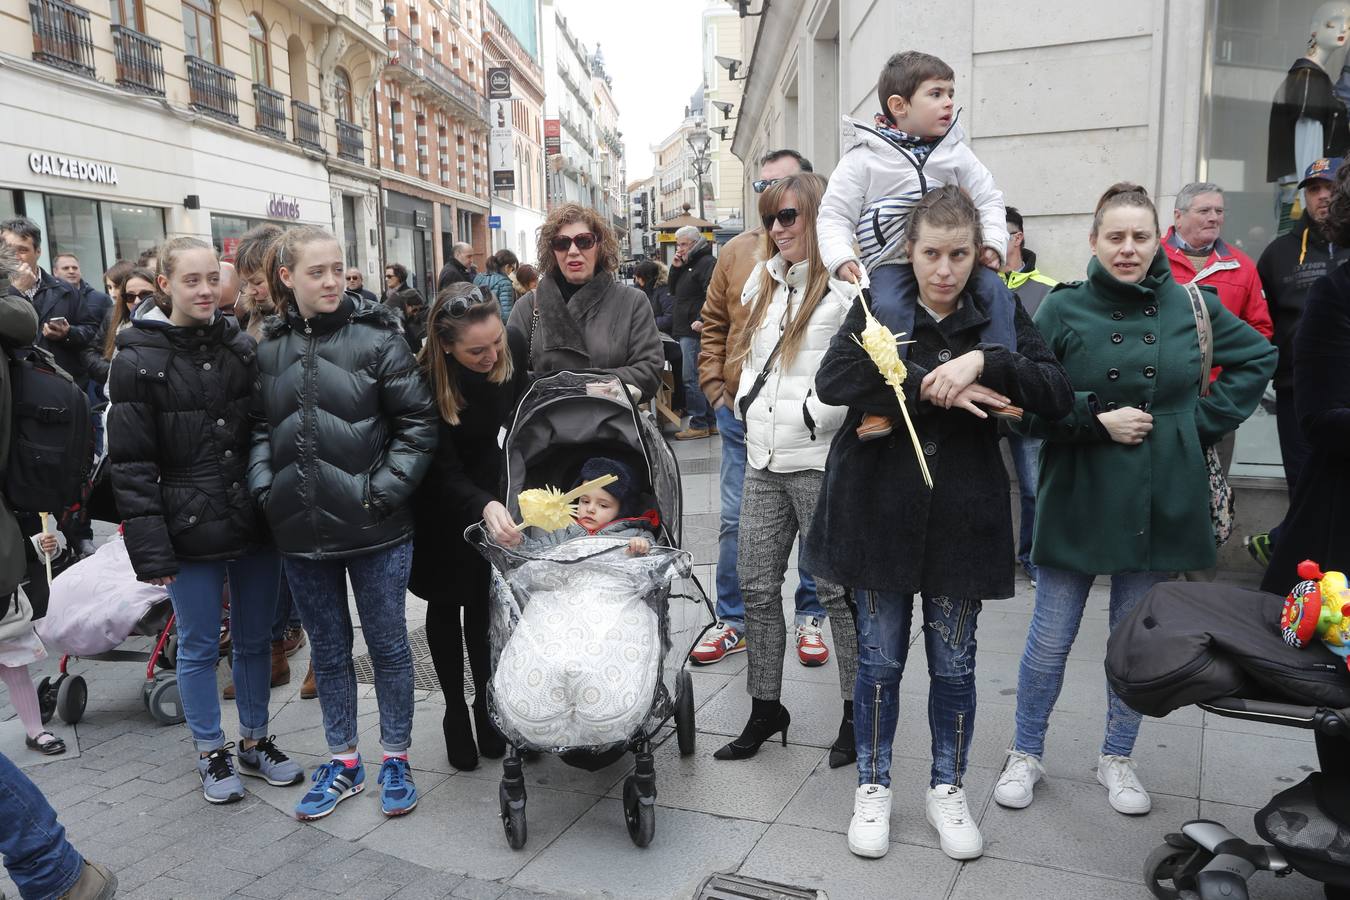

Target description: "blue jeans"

left=284, top=541, right=414, bottom=755
left=713, top=403, right=822, bottom=628
left=1013, top=566, right=1171, bottom=759
left=269, top=574, right=302, bottom=643
left=1006, top=434, right=1041, bottom=569
left=167, top=549, right=282, bottom=752
left=854, top=589, right=982, bottom=789
left=679, top=336, right=711, bottom=429
left=0, top=752, right=84, bottom=899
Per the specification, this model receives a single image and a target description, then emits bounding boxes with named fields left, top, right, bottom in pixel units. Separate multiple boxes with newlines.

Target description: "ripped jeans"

left=854, top=590, right=982, bottom=789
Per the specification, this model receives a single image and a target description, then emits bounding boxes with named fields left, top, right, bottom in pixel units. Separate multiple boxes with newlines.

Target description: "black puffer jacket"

left=249, top=295, right=438, bottom=560
left=108, top=307, right=262, bottom=580
left=668, top=244, right=715, bottom=338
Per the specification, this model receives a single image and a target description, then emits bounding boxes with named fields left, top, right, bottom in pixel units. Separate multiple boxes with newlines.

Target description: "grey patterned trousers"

left=738, top=466, right=858, bottom=702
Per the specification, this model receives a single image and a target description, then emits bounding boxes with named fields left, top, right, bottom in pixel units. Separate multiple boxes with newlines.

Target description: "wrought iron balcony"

left=252, top=84, right=285, bottom=138
left=187, top=55, right=238, bottom=123
left=387, top=31, right=488, bottom=125
left=292, top=99, right=322, bottom=150
left=110, top=24, right=163, bottom=95
left=336, top=119, right=364, bottom=164
left=29, top=0, right=95, bottom=77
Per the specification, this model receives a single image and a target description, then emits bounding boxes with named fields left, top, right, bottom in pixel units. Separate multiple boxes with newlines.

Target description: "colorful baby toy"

left=1280, top=560, right=1350, bottom=670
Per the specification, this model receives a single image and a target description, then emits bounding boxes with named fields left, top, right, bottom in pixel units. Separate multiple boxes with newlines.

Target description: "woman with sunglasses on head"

left=409, top=282, right=528, bottom=771
left=712, top=173, right=862, bottom=774
left=506, top=204, right=663, bottom=400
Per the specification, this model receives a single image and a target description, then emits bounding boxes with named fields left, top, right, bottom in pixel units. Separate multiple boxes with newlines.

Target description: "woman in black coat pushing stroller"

left=411, top=282, right=529, bottom=771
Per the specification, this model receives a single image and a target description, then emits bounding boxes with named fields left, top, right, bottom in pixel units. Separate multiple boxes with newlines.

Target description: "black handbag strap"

left=737, top=329, right=789, bottom=421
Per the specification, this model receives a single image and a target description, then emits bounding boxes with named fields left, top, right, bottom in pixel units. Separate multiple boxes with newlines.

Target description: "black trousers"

left=423, top=554, right=493, bottom=712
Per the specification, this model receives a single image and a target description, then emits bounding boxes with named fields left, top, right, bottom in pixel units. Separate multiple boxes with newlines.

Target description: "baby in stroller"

left=513, top=457, right=655, bottom=557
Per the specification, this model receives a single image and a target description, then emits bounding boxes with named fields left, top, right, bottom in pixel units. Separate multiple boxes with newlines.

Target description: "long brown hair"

left=728, top=173, right=832, bottom=372
left=536, top=203, right=621, bottom=278
left=418, top=282, right=513, bottom=425
left=103, top=265, right=157, bottom=359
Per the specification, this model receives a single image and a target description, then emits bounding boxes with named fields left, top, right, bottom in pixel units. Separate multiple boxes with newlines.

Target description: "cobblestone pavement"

left=0, top=434, right=1332, bottom=899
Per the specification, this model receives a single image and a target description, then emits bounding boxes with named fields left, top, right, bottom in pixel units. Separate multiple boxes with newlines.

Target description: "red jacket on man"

left=1163, top=227, right=1272, bottom=380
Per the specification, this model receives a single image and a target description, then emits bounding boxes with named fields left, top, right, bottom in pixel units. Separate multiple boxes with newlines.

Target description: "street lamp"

left=686, top=125, right=712, bottom=222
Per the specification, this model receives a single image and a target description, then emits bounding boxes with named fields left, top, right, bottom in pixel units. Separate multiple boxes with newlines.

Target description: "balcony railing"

left=388, top=31, right=488, bottom=124
left=29, top=0, right=95, bottom=77
left=292, top=99, right=322, bottom=150
left=253, top=84, right=285, bottom=138
left=187, top=55, right=238, bottom=123
left=336, top=119, right=364, bottom=164
left=110, top=23, right=163, bottom=95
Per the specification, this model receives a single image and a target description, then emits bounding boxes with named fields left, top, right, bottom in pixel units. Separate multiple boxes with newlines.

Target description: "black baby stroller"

left=468, top=371, right=715, bottom=849
left=1105, top=582, right=1350, bottom=899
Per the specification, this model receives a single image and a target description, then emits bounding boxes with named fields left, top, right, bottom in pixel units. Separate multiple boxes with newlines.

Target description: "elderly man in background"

left=1162, top=181, right=1273, bottom=476
left=217, top=261, right=240, bottom=317
left=438, top=241, right=474, bottom=290
left=345, top=267, right=378, bottom=302
left=668, top=224, right=717, bottom=440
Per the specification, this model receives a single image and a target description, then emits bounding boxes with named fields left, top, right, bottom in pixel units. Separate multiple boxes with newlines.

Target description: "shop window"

left=342, top=195, right=358, bottom=267
left=43, top=195, right=103, bottom=274
left=109, top=204, right=164, bottom=264
left=248, top=14, right=270, bottom=87
left=335, top=66, right=354, bottom=122
left=181, top=0, right=217, bottom=62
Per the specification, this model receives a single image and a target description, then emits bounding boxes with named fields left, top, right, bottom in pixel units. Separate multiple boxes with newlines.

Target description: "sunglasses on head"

left=762, top=208, right=800, bottom=230
left=551, top=233, right=598, bottom=252
left=442, top=289, right=491, bottom=317
left=752, top=178, right=783, bottom=194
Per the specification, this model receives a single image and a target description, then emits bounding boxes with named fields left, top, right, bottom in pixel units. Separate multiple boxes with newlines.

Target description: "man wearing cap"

left=1244, top=157, right=1350, bottom=565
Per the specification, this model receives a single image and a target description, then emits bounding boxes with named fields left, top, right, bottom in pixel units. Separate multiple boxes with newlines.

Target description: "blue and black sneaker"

left=197, top=744, right=245, bottom=804
left=238, top=736, right=305, bottom=786
left=295, top=758, right=364, bottom=821
left=378, top=757, right=418, bottom=817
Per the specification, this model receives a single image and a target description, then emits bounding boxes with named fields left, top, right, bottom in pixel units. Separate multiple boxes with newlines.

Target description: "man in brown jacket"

left=690, top=149, right=833, bottom=669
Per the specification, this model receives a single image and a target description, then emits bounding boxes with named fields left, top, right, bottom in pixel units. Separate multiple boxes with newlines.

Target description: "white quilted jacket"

left=733, top=255, right=855, bottom=473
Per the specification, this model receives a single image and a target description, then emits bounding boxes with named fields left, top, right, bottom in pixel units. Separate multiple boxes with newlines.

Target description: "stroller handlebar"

left=1199, top=696, right=1350, bottom=736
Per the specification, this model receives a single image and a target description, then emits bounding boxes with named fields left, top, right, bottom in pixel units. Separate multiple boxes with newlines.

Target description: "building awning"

left=654, top=212, right=716, bottom=231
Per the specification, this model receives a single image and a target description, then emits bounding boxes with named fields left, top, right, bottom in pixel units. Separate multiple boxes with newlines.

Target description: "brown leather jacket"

left=697, top=227, right=764, bottom=408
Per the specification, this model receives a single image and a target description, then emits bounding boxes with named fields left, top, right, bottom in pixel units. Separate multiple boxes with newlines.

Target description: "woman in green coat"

left=993, top=183, right=1276, bottom=819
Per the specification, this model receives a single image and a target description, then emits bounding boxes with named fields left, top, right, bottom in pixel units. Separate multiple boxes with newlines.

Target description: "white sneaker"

left=847, top=784, right=891, bottom=858
left=925, top=784, right=984, bottom=860
left=1097, top=754, right=1151, bottom=815
left=993, top=749, right=1045, bottom=809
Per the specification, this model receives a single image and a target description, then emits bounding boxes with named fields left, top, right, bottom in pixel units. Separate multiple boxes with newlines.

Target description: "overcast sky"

left=554, top=0, right=707, bottom=184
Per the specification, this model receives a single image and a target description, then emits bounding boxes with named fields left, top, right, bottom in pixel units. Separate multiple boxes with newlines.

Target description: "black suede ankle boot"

left=829, top=700, right=856, bottom=768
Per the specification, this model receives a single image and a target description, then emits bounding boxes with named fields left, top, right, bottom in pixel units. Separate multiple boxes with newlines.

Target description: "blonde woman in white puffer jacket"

left=712, top=173, right=861, bottom=767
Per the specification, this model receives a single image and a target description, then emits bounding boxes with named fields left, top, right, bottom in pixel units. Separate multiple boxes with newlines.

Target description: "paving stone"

left=455, top=746, right=632, bottom=796
left=0, top=716, right=80, bottom=767
left=359, top=776, right=598, bottom=881
left=694, top=672, right=848, bottom=749
left=736, top=822, right=960, bottom=900
left=948, top=856, right=1143, bottom=899
left=979, top=777, right=1199, bottom=882
left=449, top=877, right=509, bottom=900
left=386, top=872, right=466, bottom=900
left=1200, top=729, right=1321, bottom=808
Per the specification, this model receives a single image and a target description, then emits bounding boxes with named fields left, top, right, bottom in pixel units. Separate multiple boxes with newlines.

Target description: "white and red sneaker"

left=796, top=617, right=830, bottom=667
left=690, top=622, right=745, bottom=665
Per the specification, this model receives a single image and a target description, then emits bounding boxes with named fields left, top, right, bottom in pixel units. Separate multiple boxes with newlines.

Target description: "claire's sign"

left=267, top=195, right=301, bottom=220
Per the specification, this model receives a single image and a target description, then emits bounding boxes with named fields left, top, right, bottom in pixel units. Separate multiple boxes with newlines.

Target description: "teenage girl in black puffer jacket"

left=108, top=237, right=302, bottom=805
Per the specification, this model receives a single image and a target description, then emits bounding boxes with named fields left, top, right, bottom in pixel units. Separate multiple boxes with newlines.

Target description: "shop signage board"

left=28, top=151, right=119, bottom=185
left=487, top=67, right=511, bottom=100
left=266, top=195, right=301, bottom=220
left=490, top=99, right=516, bottom=193
left=488, top=215, right=502, bottom=229
left=544, top=118, right=561, bottom=156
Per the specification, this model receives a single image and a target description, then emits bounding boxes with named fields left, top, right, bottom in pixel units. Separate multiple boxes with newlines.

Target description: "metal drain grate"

left=352, top=625, right=471, bottom=695
left=678, top=457, right=717, bottom=476
left=694, top=874, right=825, bottom=900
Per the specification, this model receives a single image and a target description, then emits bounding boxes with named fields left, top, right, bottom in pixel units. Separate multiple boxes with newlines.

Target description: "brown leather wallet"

left=856, top=413, right=894, bottom=441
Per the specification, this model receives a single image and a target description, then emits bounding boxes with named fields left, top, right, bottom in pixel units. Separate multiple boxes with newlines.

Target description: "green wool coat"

left=1016, top=249, right=1276, bottom=575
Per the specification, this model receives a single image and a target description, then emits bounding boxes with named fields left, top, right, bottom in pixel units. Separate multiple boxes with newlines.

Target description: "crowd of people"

left=4, top=42, right=1350, bottom=897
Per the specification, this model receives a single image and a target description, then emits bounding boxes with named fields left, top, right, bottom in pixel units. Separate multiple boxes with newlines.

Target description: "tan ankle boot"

left=270, top=640, right=290, bottom=687
left=300, top=661, right=317, bottom=699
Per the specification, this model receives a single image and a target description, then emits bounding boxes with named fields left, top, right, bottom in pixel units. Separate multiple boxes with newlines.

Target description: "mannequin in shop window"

left=1268, top=3, right=1350, bottom=185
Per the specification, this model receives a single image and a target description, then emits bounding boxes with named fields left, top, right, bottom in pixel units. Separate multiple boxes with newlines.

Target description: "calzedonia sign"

left=267, top=194, right=301, bottom=220
left=29, top=151, right=119, bottom=185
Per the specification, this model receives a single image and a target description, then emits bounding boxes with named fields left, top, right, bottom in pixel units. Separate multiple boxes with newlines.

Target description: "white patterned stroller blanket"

left=489, top=536, right=688, bottom=751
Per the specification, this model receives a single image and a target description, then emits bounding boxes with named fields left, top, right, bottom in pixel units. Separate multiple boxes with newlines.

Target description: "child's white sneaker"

left=847, top=783, right=891, bottom=858
left=1097, top=754, right=1151, bottom=815
left=925, top=784, right=984, bottom=860
left=993, top=749, right=1045, bottom=809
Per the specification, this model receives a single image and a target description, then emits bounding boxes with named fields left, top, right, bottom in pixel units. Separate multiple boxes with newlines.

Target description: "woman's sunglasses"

left=762, top=208, right=800, bottom=230
left=551, top=233, right=598, bottom=252
left=124, top=289, right=157, bottom=303
left=441, top=289, right=491, bottom=318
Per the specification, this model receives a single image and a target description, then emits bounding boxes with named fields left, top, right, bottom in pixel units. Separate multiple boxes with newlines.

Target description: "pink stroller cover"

left=36, top=536, right=170, bottom=656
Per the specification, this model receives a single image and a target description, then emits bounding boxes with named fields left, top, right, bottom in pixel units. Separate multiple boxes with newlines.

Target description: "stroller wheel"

left=1144, top=836, right=1204, bottom=899
left=622, top=774, right=656, bottom=847
left=500, top=757, right=528, bottom=850
left=56, top=675, right=87, bottom=725
left=675, top=670, right=695, bottom=757
left=147, top=675, right=185, bottom=726
left=36, top=676, right=57, bottom=725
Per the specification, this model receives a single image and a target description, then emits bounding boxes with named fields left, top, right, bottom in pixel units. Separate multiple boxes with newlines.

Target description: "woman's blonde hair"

left=418, top=282, right=512, bottom=425
left=263, top=225, right=340, bottom=314
left=728, top=173, right=832, bottom=372
left=536, top=203, right=621, bottom=278
left=156, top=237, right=217, bottom=315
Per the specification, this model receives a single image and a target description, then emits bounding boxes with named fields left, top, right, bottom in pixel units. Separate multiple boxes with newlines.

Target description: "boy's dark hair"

left=234, top=223, right=283, bottom=277
left=757, top=149, right=814, bottom=172
left=634, top=260, right=661, bottom=287
left=493, top=249, right=519, bottom=271
left=877, top=51, right=955, bottom=119
left=1324, top=158, right=1350, bottom=245
left=388, top=262, right=408, bottom=285
left=0, top=216, right=42, bottom=249
left=1006, top=206, right=1024, bottom=232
